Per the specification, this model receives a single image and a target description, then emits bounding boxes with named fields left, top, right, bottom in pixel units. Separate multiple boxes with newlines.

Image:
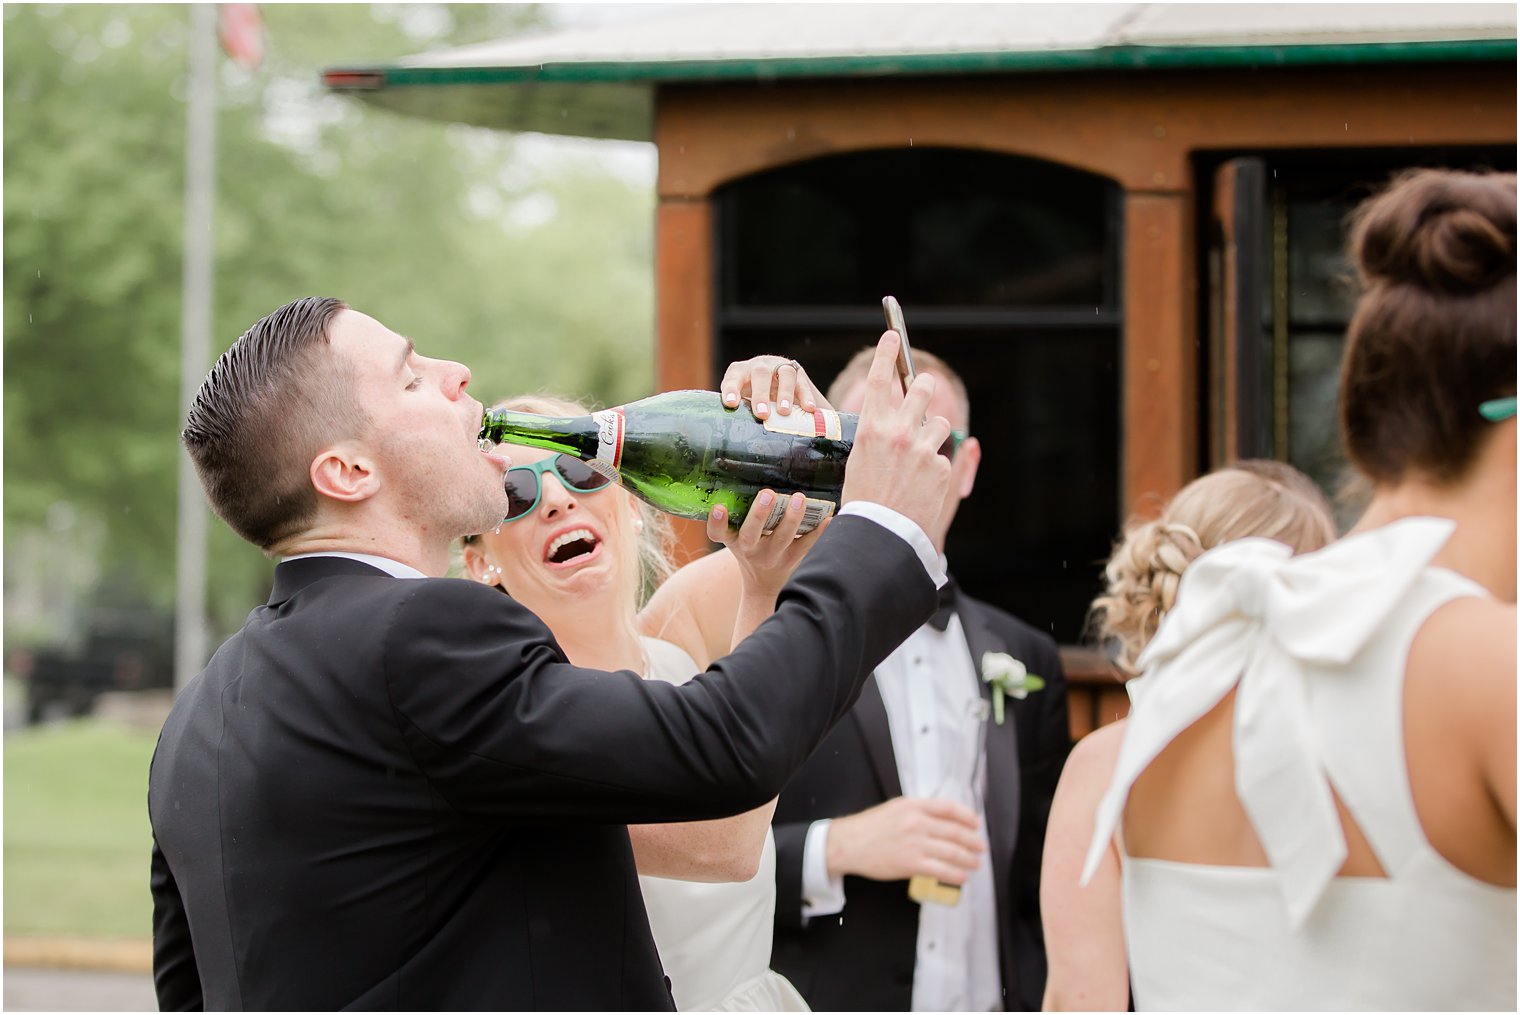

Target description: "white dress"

left=1084, top=517, right=1516, bottom=1011
left=638, top=637, right=810, bottom=1012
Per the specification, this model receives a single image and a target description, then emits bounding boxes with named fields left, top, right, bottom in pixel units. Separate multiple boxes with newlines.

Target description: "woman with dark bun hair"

left=1080, top=169, right=1516, bottom=1011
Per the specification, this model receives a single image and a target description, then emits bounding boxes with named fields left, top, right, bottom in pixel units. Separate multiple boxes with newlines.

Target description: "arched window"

left=715, top=148, right=1121, bottom=644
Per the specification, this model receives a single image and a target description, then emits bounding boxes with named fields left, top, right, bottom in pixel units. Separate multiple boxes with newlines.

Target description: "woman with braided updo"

left=1075, top=168, right=1516, bottom=1010
left=1092, top=460, right=1337, bottom=676
left=1041, top=460, right=1335, bottom=1010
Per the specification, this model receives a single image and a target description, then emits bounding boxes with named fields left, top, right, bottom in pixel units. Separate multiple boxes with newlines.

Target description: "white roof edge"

left=392, top=3, right=1515, bottom=71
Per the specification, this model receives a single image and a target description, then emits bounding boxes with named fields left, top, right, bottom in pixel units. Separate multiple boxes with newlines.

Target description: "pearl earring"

left=633, top=516, right=644, bottom=532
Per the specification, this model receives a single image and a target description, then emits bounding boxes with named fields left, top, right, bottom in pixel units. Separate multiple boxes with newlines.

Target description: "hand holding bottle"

left=825, top=796, right=985, bottom=886
left=709, top=489, right=830, bottom=639
left=719, top=355, right=830, bottom=419
left=839, top=331, right=954, bottom=537
left=710, top=489, right=826, bottom=591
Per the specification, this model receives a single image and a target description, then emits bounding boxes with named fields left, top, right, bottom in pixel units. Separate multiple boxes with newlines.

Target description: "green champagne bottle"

left=478, top=390, right=856, bottom=533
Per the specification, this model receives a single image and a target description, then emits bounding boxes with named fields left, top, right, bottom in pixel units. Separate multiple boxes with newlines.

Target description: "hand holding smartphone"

left=881, top=295, right=917, bottom=395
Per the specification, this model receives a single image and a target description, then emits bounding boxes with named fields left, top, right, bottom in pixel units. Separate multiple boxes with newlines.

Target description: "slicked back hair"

left=182, top=297, right=366, bottom=551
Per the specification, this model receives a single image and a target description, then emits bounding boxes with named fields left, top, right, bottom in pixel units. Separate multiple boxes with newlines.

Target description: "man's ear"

left=310, top=443, right=378, bottom=503
left=956, top=436, right=982, bottom=501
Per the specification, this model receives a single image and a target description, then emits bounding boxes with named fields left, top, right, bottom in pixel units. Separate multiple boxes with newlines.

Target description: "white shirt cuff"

left=801, top=819, right=847, bottom=919
left=838, top=502, right=947, bottom=589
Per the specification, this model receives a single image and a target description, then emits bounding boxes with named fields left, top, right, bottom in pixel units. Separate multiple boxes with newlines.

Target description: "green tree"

left=4, top=4, right=655, bottom=646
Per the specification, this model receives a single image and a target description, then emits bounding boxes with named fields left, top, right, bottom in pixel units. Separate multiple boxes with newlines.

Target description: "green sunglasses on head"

left=1479, top=396, right=1517, bottom=422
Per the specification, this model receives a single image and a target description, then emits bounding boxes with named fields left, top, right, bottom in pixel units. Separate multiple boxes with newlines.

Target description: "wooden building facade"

left=328, top=4, right=1516, bottom=737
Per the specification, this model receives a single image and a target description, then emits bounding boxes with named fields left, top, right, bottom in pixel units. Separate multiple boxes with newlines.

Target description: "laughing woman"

left=462, top=393, right=812, bottom=1012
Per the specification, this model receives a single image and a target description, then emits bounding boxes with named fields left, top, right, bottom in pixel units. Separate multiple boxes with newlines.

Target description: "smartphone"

left=881, top=295, right=917, bottom=394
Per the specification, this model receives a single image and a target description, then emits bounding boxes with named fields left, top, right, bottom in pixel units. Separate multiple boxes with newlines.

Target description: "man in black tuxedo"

left=768, top=348, right=1073, bottom=1012
left=148, top=297, right=956, bottom=1011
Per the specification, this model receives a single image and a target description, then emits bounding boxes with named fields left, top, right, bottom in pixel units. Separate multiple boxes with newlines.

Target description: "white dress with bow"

left=1083, top=517, right=1516, bottom=1011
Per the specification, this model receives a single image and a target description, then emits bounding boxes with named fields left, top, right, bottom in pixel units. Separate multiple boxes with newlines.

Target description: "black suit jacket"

left=148, top=516, right=935, bottom=1011
left=771, top=589, right=1071, bottom=1012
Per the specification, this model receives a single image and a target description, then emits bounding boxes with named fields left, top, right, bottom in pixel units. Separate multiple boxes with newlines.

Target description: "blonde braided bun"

left=1092, top=520, right=1203, bottom=673
left=1090, top=460, right=1337, bottom=675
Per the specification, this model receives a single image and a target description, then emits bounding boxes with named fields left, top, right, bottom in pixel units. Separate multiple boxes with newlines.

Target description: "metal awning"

left=323, top=3, right=1518, bottom=141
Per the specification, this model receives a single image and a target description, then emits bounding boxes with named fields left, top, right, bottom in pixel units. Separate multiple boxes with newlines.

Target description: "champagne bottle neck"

left=479, top=409, right=600, bottom=459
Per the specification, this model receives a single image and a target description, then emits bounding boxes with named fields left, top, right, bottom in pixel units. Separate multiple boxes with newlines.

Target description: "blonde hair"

left=1090, top=460, right=1337, bottom=674
left=465, top=392, right=677, bottom=606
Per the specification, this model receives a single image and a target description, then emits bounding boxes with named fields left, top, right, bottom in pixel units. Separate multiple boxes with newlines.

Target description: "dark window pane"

left=1286, top=330, right=1352, bottom=502
left=1286, top=198, right=1359, bottom=325
left=716, top=148, right=1122, bottom=643
left=720, top=148, right=1116, bottom=309
left=1283, top=192, right=1359, bottom=516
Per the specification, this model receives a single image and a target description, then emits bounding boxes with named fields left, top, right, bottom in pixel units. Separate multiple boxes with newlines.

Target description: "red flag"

left=218, top=4, right=263, bottom=70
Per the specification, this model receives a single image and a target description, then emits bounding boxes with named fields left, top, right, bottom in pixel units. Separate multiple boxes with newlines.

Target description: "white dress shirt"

left=800, top=579, right=1003, bottom=1011
left=282, top=551, right=427, bottom=579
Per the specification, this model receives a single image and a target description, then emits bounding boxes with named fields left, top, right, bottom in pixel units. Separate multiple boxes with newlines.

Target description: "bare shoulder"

left=1409, top=595, right=1516, bottom=690
left=1405, top=592, right=1516, bottom=863
left=1044, top=720, right=1128, bottom=882
left=1055, top=720, right=1127, bottom=801
left=642, top=548, right=742, bottom=620
left=1406, top=594, right=1515, bottom=782
left=638, top=549, right=744, bottom=668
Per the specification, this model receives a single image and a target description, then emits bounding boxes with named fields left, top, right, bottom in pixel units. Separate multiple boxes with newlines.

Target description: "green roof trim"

left=338, top=38, right=1516, bottom=90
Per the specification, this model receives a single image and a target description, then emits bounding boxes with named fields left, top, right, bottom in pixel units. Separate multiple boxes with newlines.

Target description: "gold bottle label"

left=761, top=406, right=843, bottom=441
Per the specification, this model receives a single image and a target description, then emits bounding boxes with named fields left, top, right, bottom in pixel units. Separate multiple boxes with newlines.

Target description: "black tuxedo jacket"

left=770, top=589, right=1071, bottom=1012
left=148, top=516, right=935, bottom=1011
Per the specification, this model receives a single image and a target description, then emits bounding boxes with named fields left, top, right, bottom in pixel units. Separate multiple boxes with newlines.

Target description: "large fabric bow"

left=1081, top=516, right=1458, bottom=927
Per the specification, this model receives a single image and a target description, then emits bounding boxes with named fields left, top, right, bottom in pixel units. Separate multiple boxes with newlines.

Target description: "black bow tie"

left=928, top=577, right=959, bottom=632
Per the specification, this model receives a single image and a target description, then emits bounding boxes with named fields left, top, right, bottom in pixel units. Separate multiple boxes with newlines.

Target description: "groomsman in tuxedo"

left=148, top=297, right=955, bottom=1011
left=642, top=348, right=1074, bottom=1011
left=774, top=348, right=1072, bottom=1012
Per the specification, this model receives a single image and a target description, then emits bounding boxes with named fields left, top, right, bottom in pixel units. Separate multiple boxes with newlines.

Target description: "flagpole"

left=174, top=3, right=216, bottom=691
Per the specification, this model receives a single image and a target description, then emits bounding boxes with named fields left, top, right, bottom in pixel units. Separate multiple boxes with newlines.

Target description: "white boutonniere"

left=981, top=651, right=1045, bottom=726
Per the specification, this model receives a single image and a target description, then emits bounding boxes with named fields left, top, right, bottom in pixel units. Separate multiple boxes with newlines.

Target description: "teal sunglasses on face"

left=1479, top=396, right=1517, bottom=422
left=501, top=455, right=614, bottom=523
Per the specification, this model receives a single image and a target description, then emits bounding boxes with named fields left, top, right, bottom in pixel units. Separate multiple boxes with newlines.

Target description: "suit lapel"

left=957, top=599, right=1021, bottom=910
left=851, top=673, right=903, bottom=801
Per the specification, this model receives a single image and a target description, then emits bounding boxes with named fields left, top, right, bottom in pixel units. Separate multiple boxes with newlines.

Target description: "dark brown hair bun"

left=1353, top=170, right=1516, bottom=296
left=1339, top=170, right=1516, bottom=486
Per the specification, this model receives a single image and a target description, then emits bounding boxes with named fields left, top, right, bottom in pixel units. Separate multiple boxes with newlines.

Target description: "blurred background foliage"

left=5, top=721, right=160, bottom=938
left=3, top=3, right=657, bottom=648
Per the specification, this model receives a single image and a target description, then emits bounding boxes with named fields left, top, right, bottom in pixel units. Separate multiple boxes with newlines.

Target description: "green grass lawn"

left=5, top=718, right=160, bottom=940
